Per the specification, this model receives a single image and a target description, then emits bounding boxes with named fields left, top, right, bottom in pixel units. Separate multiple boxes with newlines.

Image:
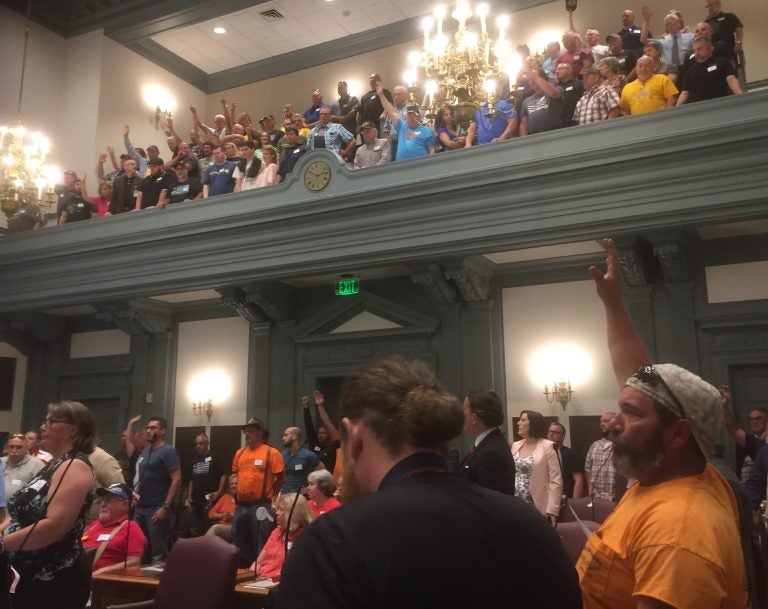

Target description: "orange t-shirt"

left=232, top=444, right=284, bottom=503
left=208, top=493, right=236, bottom=523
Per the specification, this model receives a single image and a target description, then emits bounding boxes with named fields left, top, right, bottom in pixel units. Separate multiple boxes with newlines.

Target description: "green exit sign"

left=335, top=275, right=360, bottom=296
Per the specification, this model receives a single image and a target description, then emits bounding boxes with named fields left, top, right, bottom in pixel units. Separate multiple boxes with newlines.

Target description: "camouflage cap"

left=626, top=363, right=721, bottom=458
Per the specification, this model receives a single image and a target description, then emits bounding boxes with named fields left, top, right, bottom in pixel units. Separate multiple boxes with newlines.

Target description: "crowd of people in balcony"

left=5, top=1, right=747, bottom=233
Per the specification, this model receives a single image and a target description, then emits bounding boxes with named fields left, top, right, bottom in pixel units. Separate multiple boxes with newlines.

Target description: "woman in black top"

left=3, top=401, right=96, bottom=609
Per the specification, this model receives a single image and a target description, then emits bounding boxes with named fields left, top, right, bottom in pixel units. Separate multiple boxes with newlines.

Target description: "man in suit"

left=459, top=389, right=516, bottom=494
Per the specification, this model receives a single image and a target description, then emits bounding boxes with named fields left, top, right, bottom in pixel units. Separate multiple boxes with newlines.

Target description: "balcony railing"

left=1, top=90, right=766, bottom=314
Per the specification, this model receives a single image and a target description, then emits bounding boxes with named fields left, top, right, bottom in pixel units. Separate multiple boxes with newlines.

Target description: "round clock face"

left=304, top=160, right=331, bottom=191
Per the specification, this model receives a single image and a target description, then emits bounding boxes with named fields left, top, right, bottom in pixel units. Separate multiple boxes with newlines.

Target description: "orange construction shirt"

left=577, top=463, right=747, bottom=609
left=232, top=444, right=284, bottom=503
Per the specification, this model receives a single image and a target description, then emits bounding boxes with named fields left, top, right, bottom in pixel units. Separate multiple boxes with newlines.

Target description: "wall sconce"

left=544, top=381, right=574, bottom=409
left=153, top=107, right=172, bottom=131
left=188, top=369, right=232, bottom=424
left=192, top=399, right=215, bottom=422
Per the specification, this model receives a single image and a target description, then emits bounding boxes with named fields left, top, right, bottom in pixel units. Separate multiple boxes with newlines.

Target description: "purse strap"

left=92, top=519, right=128, bottom=567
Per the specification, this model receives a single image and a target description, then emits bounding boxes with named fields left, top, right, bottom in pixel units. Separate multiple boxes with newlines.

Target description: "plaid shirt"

left=585, top=437, right=615, bottom=500
left=574, top=84, right=621, bottom=125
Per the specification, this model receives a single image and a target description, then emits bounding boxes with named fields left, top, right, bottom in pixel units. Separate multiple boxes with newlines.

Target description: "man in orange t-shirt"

left=232, top=418, right=285, bottom=567
left=578, top=240, right=747, bottom=609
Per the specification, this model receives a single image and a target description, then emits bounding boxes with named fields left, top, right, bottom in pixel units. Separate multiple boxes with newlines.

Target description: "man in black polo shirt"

left=158, top=159, right=203, bottom=207
left=54, top=170, right=79, bottom=219
left=106, top=160, right=142, bottom=215
left=276, top=127, right=306, bottom=184
left=358, top=73, right=393, bottom=137
left=618, top=9, right=647, bottom=53
left=677, top=35, right=742, bottom=105
left=704, top=0, right=744, bottom=61
left=135, top=158, right=174, bottom=209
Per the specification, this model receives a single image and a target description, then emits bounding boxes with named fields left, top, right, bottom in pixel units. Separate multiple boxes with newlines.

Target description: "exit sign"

left=335, top=275, right=360, bottom=296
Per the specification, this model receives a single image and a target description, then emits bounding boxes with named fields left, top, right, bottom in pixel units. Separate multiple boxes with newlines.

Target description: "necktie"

left=671, top=35, right=679, bottom=66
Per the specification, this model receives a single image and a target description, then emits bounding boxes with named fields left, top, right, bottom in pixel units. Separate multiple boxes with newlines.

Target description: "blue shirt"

left=203, top=161, right=237, bottom=196
left=395, top=119, right=435, bottom=161
left=280, top=447, right=319, bottom=493
left=474, top=100, right=517, bottom=144
left=135, top=443, right=181, bottom=508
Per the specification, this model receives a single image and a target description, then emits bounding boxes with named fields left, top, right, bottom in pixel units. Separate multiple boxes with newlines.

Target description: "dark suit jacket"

left=459, top=427, right=516, bottom=495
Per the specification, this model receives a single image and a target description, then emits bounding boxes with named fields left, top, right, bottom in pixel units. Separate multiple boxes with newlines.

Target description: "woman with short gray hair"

left=306, top=469, right=341, bottom=517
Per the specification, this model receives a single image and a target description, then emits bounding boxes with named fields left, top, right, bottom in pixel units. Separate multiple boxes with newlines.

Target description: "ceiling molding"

left=128, top=39, right=210, bottom=91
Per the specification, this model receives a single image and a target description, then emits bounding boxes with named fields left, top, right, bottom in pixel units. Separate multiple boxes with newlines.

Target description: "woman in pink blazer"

left=510, top=410, right=563, bottom=522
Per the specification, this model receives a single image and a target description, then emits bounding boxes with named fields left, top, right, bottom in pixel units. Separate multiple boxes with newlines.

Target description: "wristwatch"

left=162, top=502, right=171, bottom=509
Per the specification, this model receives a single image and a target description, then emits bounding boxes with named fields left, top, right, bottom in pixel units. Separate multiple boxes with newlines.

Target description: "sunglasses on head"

left=633, top=364, right=687, bottom=419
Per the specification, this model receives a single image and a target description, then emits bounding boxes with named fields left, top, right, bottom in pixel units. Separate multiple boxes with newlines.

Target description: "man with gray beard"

left=577, top=239, right=746, bottom=609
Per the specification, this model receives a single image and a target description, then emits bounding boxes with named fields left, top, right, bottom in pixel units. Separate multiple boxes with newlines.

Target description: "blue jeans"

left=134, top=505, right=173, bottom=564
left=232, top=502, right=274, bottom=568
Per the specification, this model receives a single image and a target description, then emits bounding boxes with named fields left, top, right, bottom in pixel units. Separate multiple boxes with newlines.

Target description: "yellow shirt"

left=577, top=463, right=747, bottom=609
left=620, top=74, right=678, bottom=115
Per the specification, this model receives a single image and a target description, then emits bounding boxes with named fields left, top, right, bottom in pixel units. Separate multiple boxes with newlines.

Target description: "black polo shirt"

left=61, top=198, right=95, bottom=223
left=682, top=55, right=736, bottom=103
left=138, top=170, right=175, bottom=208
left=165, top=178, right=203, bottom=204
left=277, top=144, right=307, bottom=180
left=706, top=11, right=743, bottom=57
left=359, top=88, right=393, bottom=126
left=619, top=26, right=648, bottom=52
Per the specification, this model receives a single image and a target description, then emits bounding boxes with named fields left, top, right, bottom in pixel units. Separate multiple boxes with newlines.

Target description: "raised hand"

left=588, top=238, right=622, bottom=305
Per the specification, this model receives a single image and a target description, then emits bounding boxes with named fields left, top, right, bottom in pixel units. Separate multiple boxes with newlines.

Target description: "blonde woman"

left=255, top=493, right=312, bottom=581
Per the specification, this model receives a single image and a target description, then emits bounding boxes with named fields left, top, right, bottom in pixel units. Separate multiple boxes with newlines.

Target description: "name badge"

left=11, top=479, right=21, bottom=485
left=30, top=479, right=46, bottom=491
left=205, top=456, right=212, bottom=462
left=295, top=464, right=303, bottom=471
left=718, top=16, right=724, bottom=21
left=255, top=459, right=263, bottom=466
left=371, top=95, right=377, bottom=100
left=707, top=64, right=717, bottom=72
left=97, top=533, right=111, bottom=542
left=374, top=145, right=381, bottom=151
left=565, top=86, right=573, bottom=91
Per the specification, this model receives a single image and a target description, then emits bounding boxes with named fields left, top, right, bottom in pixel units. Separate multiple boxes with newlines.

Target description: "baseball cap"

left=406, top=105, right=421, bottom=116
left=148, top=158, right=164, bottom=166
left=259, top=115, right=274, bottom=124
left=360, top=121, right=378, bottom=130
left=625, top=363, right=722, bottom=458
left=605, top=34, right=620, bottom=42
left=147, top=144, right=160, bottom=152
left=96, top=483, right=131, bottom=501
left=285, top=126, right=299, bottom=135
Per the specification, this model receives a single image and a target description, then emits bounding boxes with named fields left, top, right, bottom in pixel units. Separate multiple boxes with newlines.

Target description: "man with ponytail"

left=277, top=357, right=581, bottom=609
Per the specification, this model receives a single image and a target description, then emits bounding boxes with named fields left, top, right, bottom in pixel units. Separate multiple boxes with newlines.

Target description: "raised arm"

left=588, top=238, right=653, bottom=388
left=376, top=81, right=399, bottom=125
left=166, top=116, right=182, bottom=147
left=302, top=395, right=319, bottom=447
left=640, top=5, right=652, bottom=45
left=122, top=414, right=141, bottom=458
left=96, top=153, right=108, bottom=181
left=220, top=98, right=234, bottom=132
left=123, top=125, right=142, bottom=166
left=720, top=385, right=746, bottom=446
left=314, top=390, right=339, bottom=443
left=529, top=69, right=561, bottom=99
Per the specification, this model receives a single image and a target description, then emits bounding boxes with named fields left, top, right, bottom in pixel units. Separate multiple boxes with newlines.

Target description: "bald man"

left=280, top=427, right=320, bottom=493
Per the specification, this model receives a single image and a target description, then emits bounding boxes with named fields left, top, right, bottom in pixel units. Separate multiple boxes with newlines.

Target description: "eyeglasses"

left=42, top=416, right=69, bottom=427
left=633, top=364, right=687, bottom=419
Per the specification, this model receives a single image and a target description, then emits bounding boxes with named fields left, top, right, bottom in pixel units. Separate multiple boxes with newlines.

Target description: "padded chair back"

left=153, top=536, right=238, bottom=609
left=558, top=497, right=616, bottom=524
left=556, top=521, right=601, bottom=564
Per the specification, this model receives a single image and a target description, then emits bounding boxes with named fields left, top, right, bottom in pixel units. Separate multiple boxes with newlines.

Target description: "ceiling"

left=152, top=0, right=426, bottom=75
left=1, top=0, right=555, bottom=92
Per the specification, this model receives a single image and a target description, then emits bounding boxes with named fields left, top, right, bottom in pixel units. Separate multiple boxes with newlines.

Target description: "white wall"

left=501, top=280, right=619, bottom=443
left=173, top=316, right=250, bottom=431
left=706, top=260, right=768, bottom=303
left=0, top=342, right=27, bottom=433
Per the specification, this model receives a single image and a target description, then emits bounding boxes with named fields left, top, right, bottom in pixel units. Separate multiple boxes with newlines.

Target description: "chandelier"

left=405, top=2, right=522, bottom=123
left=1, top=1, right=59, bottom=222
